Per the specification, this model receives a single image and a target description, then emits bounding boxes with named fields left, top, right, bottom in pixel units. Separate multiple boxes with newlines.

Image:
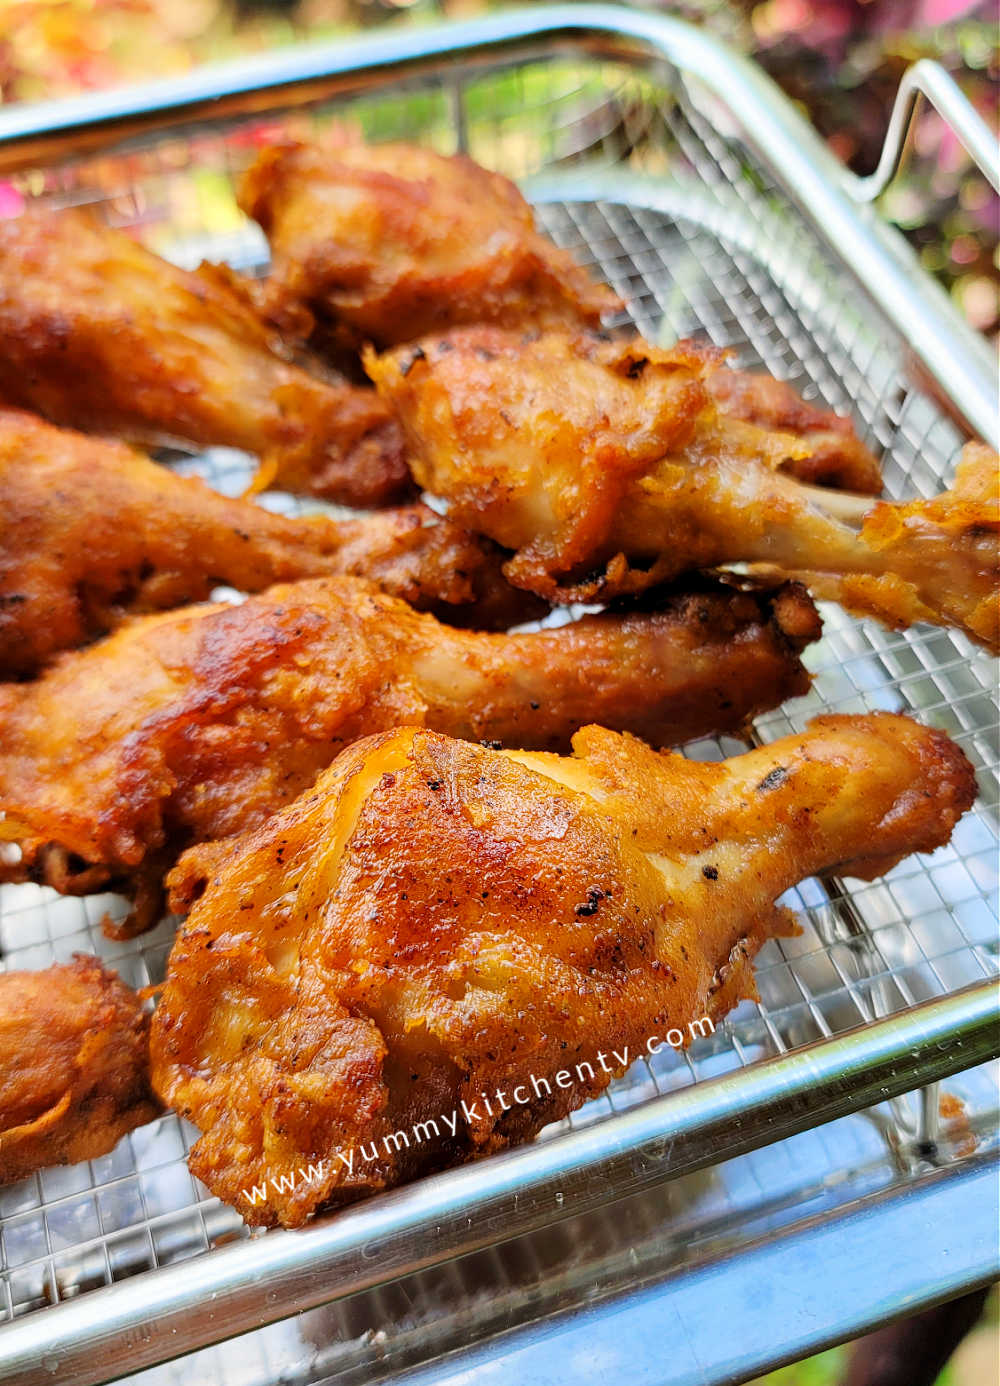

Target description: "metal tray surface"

left=0, top=8, right=996, bottom=1384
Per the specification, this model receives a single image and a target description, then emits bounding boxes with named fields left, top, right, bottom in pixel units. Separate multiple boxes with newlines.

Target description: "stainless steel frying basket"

left=0, top=8, right=996, bottom=1385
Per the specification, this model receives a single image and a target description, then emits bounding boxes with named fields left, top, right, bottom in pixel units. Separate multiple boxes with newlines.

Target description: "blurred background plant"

left=724, top=0, right=998, bottom=340
left=0, top=0, right=996, bottom=336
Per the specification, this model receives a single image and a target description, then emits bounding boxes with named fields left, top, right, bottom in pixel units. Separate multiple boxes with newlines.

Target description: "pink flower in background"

left=0, top=184, right=25, bottom=220
left=915, top=0, right=982, bottom=22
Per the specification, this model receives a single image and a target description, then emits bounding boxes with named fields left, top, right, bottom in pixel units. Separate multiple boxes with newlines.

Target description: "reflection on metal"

left=0, top=986, right=996, bottom=1385
left=851, top=58, right=1000, bottom=203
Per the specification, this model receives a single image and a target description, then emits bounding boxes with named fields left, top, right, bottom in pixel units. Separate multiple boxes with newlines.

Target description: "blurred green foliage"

left=749, top=1347, right=848, bottom=1386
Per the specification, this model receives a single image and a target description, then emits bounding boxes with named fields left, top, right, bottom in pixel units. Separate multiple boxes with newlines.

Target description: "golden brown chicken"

left=368, top=328, right=999, bottom=651
left=0, top=408, right=537, bottom=676
left=237, top=132, right=879, bottom=495
left=238, top=135, right=622, bottom=353
left=152, top=713, right=975, bottom=1226
left=0, top=956, right=159, bottom=1185
left=749, top=441, right=998, bottom=644
left=0, top=207, right=409, bottom=506
left=706, top=365, right=882, bottom=494
left=0, top=573, right=820, bottom=935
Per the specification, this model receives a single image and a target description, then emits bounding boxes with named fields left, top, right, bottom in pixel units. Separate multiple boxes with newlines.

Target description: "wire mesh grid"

left=0, top=49, right=997, bottom=1351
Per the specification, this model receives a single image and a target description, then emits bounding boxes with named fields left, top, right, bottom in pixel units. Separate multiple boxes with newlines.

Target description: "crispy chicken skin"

left=753, top=442, right=999, bottom=649
left=0, top=574, right=819, bottom=933
left=369, top=328, right=999, bottom=650
left=238, top=136, right=622, bottom=352
left=237, top=132, right=876, bottom=493
left=152, top=714, right=975, bottom=1227
left=0, top=956, right=159, bottom=1184
left=0, top=408, right=535, bottom=676
left=706, top=366, right=883, bottom=494
left=0, top=207, right=409, bottom=506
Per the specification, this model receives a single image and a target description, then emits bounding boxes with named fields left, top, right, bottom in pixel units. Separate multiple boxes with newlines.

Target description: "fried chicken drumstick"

left=153, top=713, right=975, bottom=1227
left=237, top=132, right=878, bottom=491
left=0, top=956, right=159, bottom=1185
left=0, top=574, right=819, bottom=934
left=238, top=135, right=622, bottom=352
left=0, top=208, right=409, bottom=506
left=706, top=365, right=882, bottom=494
left=0, top=408, right=536, bottom=676
left=369, top=328, right=999, bottom=651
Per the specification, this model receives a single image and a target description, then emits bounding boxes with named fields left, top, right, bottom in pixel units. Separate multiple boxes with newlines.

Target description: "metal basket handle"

left=851, top=57, right=999, bottom=202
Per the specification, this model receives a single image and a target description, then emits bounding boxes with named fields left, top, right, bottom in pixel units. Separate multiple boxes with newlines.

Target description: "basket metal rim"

left=382, top=1152, right=1000, bottom=1386
left=0, top=983, right=996, bottom=1385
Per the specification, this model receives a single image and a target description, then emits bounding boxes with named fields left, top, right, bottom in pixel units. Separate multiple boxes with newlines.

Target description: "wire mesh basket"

left=0, top=7, right=996, bottom=1384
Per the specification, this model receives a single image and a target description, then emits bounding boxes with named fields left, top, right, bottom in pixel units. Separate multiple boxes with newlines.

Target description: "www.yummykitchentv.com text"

left=240, top=1016, right=715, bottom=1208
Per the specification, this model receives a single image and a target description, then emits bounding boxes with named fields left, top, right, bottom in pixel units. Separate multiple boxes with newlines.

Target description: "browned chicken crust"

left=0, top=956, right=159, bottom=1185
left=0, top=574, right=819, bottom=933
left=239, top=135, right=622, bottom=352
left=152, top=714, right=975, bottom=1227
left=237, top=132, right=878, bottom=496
left=0, top=408, right=536, bottom=676
left=706, top=366, right=883, bottom=494
left=0, top=207, right=409, bottom=506
left=369, top=328, right=999, bottom=650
